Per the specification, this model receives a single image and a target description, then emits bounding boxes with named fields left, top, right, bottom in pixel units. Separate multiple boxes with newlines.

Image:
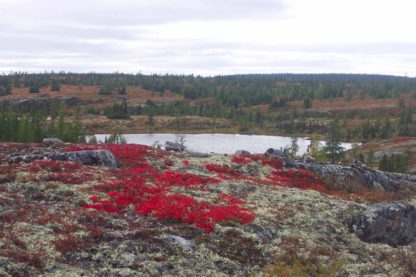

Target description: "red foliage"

left=134, top=193, right=254, bottom=232
left=231, top=155, right=253, bottom=165
left=85, top=200, right=122, bottom=213
left=258, top=156, right=284, bottom=170
left=218, top=193, right=247, bottom=205
left=0, top=164, right=18, bottom=175
left=85, top=159, right=252, bottom=232
left=23, top=160, right=94, bottom=185
left=156, top=171, right=220, bottom=187
left=182, top=160, right=190, bottom=166
left=29, top=160, right=81, bottom=174
left=46, top=172, right=93, bottom=185
left=205, top=163, right=242, bottom=180
left=104, top=144, right=156, bottom=167
left=89, top=195, right=99, bottom=202
left=164, top=160, right=174, bottom=167
left=63, top=146, right=96, bottom=152
left=267, top=169, right=325, bottom=192
left=79, top=143, right=329, bottom=232
left=231, top=154, right=284, bottom=170
left=65, top=143, right=163, bottom=168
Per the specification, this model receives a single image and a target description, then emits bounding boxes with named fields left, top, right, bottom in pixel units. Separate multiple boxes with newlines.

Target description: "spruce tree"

left=146, top=112, right=154, bottom=132
left=118, top=85, right=126, bottom=95
left=57, top=102, right=66, bottom=141
left=50, top=80, right=61, bottom=92
left=322, top=119, right=344, bottom=163
left=289, top=137, right=299, bottom=159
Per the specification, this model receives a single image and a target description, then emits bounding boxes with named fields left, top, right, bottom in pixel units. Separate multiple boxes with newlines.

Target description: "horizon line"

left=0, top=71, right=414, bottom=78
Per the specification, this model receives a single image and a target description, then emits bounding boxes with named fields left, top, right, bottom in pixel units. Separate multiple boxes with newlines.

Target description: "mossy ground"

left=0, top=143, right=414, bottom=276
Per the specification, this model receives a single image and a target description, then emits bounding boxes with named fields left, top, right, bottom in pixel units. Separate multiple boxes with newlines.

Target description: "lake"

left=94, top=133, right=355, bottom=155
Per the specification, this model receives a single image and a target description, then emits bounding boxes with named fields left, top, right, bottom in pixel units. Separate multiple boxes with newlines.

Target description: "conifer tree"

left=118, top=85, right=126, bottom=95
left=289, top=137, right=299, bottom=159
left=57, top=102, right=67, bottom=141
left=322, top=119, right=344, bottom=163
left=146, top=112, right=154, bottom=132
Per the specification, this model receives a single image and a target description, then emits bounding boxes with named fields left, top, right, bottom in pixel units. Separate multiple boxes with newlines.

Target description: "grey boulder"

left=264, top=148, right=287, bottom=159
left=164, top=141, right=185, bottom=152
left=349, top=202, right=416, bottom=246
left=65, top=150, right=117, bottom=168
left=235, top=150, right=251, bottom=156
left=43, top=138, right=64, bottom=146
left=161, top=235, right=196, bottom=252
left=303, top=155, right=315, bottom=163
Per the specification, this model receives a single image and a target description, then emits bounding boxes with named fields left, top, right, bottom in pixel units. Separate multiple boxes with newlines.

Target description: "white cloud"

left=0, top=0, right=415, bottom=75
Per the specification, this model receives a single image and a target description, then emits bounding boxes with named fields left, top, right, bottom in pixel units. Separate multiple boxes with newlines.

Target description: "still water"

left=95, top=133, right=355, bottom=155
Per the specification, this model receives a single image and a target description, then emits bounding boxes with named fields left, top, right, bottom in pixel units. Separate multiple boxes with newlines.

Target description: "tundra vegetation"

left=0, top=142, right=415, bottom=276
left=1, top=72, right=416, bottom=275
left=1, top=73, right=415, bottom=139
left=1, top=72, right=416, bottom=170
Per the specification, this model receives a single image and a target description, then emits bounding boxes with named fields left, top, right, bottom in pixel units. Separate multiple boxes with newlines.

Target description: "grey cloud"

left=0, top=0, right=288, bottom=27
left=0, top=52, right=413, bottom=76
left=0, top=0, right=415, bottom=76
left=1, top=37, right=416, bottom=75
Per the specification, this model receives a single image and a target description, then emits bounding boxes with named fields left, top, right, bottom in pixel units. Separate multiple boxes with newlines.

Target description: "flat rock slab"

left=349, top=202, right=416, bottom=246
left=294, top=162, right=416, bottom=193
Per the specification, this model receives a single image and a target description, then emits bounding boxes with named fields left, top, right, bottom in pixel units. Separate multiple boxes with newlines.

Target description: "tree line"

left=0, top=103, right=83, bottom=143
left=2, top=72, right=416, bottom=106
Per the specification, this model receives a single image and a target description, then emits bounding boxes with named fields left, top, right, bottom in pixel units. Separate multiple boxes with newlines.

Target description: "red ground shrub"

left=84, top=149, right=254, bottom=232
left=231, top=155, right=253, bottom=165
left=65, top=143, right=164, bottom=167
left=29, top=160, right=81, bottom=174
left=156, top=171, right=220, bottom=187
left=267, top=169, right=325, bottom=192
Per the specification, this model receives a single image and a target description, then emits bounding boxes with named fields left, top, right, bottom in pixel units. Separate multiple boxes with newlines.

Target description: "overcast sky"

left=0, top=0, right=415, bottom=76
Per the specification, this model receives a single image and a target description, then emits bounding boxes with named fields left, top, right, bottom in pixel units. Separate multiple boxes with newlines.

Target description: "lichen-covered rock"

left=164, top=141, right=185, bottom=152
left=65, top=150, right=117, bottom=168
left=235, top=150, right=251, bottom=156
left=264, top=148, right=287, bottom=159
left=43, top=138, right=64, bottom=146
left=303, top=155, right=315, bottom=163
left=161, top=235, right=196, bottom=252
left=349, top=203, right=416, bottom=246
left=295, top=162, right=416, bottom=193
left=5, top=150, right=67, bottom=164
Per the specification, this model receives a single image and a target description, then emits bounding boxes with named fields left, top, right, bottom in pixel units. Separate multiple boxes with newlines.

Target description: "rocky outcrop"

left=5, top=148, right=117, bottom=168
left=5, top=150, right=66, bottom=164
left=164, top=141, right=185, bottom=152
left=65, top=150, right=117, bottom=168
left=349, top=203, right=416, bottom=246
left=287, top=160, right=416, bottom=193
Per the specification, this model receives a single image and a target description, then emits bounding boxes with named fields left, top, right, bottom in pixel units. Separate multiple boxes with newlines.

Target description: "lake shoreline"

left=86, top=128, right=363, bottom=144
left=94, top=133, right=355, bottom=155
